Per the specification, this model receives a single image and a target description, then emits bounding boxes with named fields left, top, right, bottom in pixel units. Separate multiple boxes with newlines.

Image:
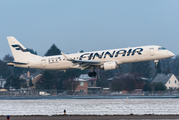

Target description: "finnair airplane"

left=7, top=36, right=174, bottom=77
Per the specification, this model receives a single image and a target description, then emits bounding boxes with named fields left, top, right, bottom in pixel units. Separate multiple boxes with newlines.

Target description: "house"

left=0, top=76, right=6, bottom=88
left=152, top=73, right=179, bottom=89
left=88, top=78, right=101, bottom=94
left=75, top=74, right=101, bottom=94
left=20, top=71, right=42, bottom=88
left=75, top=78, right=88, bottom=94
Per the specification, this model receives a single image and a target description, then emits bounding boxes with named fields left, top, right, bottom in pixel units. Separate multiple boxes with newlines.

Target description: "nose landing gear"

left=154, top=60, right=159, bottom=69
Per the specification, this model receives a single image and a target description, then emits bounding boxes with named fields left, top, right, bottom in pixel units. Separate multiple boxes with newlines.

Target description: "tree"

left=154, top=82, right=166, bottom=91
left=26, top=48, right=37, bottom=55
left=110, top=73, right=142, bottom=92
left=61, top=69, right=82, bottom=92
left=110, top=78, right=124, bottom=92
left=3, top=54, right=14, bottom=62
left=79, top=50, right=84, bottom=53
left=0, top=59, right=12, bottom=78
left=143, top=82, right=167, bottom=92
left=166, top=66, right=171, bottom=74
left=160, top=58, right=172, bottom=74
left=170, top=55, right=179, bottom=76
left=4, top=75, right=21, bottom=89
left=63, top=79, right=79, bottom=95
left=36, top=71, right=61, bottom=89
left=131, top=61, right=152, bottom=78
left=45, top=44, right=61, bottom=56
left=156, top=61, right=162, bottom=74
left=143, top=83, right=152, bottom=91
left=96, top=69, right=114, bottom=88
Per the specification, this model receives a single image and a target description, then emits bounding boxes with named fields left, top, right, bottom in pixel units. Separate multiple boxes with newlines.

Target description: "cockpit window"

left=158, top=47, right=166, bottom=50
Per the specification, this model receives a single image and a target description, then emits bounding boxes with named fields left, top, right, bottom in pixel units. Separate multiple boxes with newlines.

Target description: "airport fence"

left=0, top=89, right=179, bottom=97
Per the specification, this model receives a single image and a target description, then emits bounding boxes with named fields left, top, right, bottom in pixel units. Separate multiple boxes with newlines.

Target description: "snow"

left=0, top=99, right=179, bottom=116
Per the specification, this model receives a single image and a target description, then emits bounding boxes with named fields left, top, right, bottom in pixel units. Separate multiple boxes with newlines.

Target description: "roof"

left=88, top=87, right=101, bottom=89
left=79, top=74, right=95, bottom=80
left=74, top=78, right=87, bottom=82
left=107, top=73, right=149, bottom=81
left=20, top=70, right=42, bottom=80
left=152, top=73, right=173, bottom=84
left=88, top=78, right=97, bottom=81
left=75, top=74, right=97, bottom=81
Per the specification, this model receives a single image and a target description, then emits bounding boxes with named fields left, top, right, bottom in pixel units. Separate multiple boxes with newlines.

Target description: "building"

left=75, top=78, right=88, bottom=94
left=75, top=74, right=100, bottom=94
left=20, top=71, right=42, bottom=88
left=152, top=73, right=179, bottom=89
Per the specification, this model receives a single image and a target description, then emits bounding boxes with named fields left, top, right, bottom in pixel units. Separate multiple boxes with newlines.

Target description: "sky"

left=0, top=0, right=179, bottom=59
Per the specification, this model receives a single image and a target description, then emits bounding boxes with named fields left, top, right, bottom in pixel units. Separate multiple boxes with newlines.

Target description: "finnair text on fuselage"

left=79, top=48, right=143, bottom=60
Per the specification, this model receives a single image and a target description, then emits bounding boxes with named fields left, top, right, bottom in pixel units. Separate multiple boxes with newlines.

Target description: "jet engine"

left=101, top=61, right=118, bottom=70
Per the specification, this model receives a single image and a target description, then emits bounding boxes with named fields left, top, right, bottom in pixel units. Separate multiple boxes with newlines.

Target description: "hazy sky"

left=0, top=0, right=179, bottom=59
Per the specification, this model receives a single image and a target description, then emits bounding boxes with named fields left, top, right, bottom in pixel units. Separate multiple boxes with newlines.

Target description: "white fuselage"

left=13, top=45, right=174, bottom=70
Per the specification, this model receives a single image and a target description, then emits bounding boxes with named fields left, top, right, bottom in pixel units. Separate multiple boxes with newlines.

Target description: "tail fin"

left=7, top=36, right=41, bottom=62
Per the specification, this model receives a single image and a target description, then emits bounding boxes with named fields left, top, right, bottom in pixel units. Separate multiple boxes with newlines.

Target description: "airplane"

left=7, top=36, right=175, bottom=77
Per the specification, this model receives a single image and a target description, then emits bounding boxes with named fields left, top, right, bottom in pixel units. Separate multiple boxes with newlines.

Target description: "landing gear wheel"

left=88, top=72, right=96, bottom=77
left=88, top=72, right=92, bottom=77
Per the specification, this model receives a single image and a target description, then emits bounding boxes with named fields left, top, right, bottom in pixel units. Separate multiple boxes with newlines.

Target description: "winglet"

left=61, top=52, right=71, bottom=60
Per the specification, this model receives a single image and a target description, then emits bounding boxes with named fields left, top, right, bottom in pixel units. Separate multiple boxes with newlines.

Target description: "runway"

left=1, top=115, right=179, bottom=120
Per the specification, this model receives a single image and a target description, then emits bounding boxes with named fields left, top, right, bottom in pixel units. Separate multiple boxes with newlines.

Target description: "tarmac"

left=1, top=115, right=179, bottom=120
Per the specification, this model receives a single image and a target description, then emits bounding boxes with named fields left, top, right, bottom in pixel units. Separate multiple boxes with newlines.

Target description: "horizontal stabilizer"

left=7, top=62, right=28, bottom=66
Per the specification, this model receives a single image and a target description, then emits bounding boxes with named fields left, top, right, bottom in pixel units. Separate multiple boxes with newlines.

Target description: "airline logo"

left=11, top=45, right=29, bottom=52
left=80, top=48, right=143, bottom=60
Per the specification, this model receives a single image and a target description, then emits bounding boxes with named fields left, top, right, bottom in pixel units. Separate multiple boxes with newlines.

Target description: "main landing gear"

left=88, top=72, right=96, bottom=77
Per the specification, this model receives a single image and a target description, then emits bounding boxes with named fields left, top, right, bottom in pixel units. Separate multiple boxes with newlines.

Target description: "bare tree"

left=63, top=79, right=79, bottom=95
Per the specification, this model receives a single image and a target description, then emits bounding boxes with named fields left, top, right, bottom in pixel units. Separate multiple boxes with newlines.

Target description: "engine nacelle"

left=102, top=61, right=118, bottom=70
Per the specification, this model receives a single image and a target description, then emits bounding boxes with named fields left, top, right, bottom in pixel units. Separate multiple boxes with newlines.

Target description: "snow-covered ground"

left=0, top=99, right=179, bottom=116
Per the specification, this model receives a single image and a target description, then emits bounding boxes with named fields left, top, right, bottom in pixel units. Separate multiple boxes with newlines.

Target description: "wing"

left=61, top=52, right=104, bottom=70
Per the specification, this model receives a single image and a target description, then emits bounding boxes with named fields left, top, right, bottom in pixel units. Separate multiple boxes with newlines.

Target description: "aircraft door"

left=150, top=48, right=154, bottom=56
left=41, top=59, right=46, bottom=67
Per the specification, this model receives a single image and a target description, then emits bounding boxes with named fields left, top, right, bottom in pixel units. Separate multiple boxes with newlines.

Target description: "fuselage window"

left=158, top=47, right=166, bottom=51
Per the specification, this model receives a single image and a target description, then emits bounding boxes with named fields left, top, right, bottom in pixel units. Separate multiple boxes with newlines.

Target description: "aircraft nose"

left=168, top=51, right=175, bottom=57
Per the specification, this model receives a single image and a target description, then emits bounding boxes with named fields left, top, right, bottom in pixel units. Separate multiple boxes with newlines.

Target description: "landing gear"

left=88, top=72, right=96, bottom=77
left=154, top=60, right=159, bottom=69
